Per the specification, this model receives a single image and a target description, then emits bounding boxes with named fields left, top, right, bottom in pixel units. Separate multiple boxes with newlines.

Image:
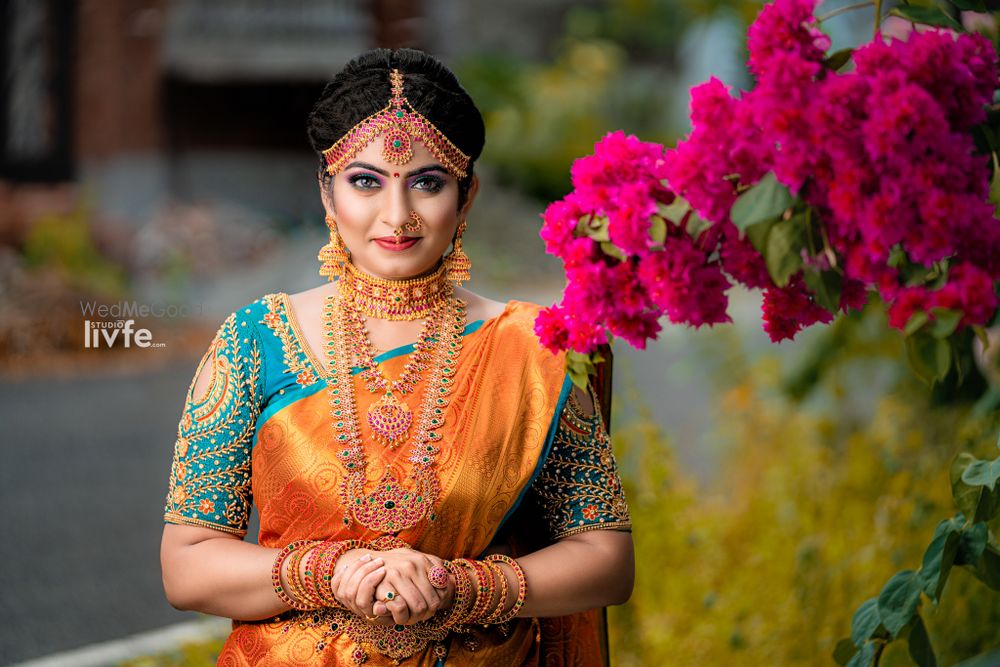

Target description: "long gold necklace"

left=336, top=263, right=454, bottom=447
left=344, top=302, right=447, bottom=447
left=324, top=292, right=467, bottom=533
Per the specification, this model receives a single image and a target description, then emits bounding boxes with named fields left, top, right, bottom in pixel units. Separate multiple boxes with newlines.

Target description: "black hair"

left=307, top=48, right=485, bottom=209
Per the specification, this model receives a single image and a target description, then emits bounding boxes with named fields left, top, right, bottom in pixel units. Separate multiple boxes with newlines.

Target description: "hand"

left=329, top=552, right=390, bottom=623
left=369, top=548, right=454, bottom=625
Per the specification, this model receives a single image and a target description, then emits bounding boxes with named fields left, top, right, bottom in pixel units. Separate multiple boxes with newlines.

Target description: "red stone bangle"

left=484, top=554, right=526, bottom=623
left=316, top=539, right=362, bottom=607
left=285, top=542, right=320, bottom=610
left=440, top=559, right=473, bottom=629
left=482, top=559, right=508, bottom=624
left=271, top=539, right=315, bottom=611
left=303, top=541, right=335, bottom=608
left=455, top=559, right=492, bottom=624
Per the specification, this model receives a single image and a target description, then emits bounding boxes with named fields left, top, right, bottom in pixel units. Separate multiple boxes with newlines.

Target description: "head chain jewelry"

left=322, top=69, right=470, bottom=179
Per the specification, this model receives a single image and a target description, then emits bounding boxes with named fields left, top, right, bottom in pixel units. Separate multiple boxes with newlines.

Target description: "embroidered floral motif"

left=531, top=383, right=632, bottom=539
left=258, top=293, right=322, bottom=388
left=163, top=310, right=264, bottom=536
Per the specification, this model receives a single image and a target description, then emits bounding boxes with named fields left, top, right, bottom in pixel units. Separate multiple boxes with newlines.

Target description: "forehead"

left=350, top=136, right=442, bottom=172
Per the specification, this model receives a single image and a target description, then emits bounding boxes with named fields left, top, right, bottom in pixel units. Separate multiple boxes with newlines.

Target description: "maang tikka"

left=318, top=214, right=350, bottom=281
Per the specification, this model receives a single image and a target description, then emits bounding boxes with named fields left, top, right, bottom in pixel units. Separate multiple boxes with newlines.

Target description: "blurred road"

left=0, top=365, right=240, bottom=665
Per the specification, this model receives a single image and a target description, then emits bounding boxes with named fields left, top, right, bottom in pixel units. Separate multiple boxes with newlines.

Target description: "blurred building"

left=0, top=0, right=440, bottom=244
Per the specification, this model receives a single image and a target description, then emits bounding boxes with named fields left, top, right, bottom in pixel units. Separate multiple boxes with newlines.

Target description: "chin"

left=354, top=256, right=442, bottom=281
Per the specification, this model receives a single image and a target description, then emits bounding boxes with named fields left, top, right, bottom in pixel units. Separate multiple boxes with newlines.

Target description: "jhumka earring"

left=318, top=214, right=350, bottom=281
left=443, top=219, right=471, bottom=285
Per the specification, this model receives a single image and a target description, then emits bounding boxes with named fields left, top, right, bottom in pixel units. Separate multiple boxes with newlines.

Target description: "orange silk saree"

left=212, top=298, right=607, bottom=666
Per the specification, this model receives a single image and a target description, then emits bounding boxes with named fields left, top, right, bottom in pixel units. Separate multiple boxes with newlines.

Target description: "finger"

left=334, top=553, right=372, bottom=602
left=338, top=556, right=383, bottom=615
left=355, top=563, right=388, bottom=613
left=409, top=560, right=444, bottom=619
left=386, top=569, right=436, bottom=624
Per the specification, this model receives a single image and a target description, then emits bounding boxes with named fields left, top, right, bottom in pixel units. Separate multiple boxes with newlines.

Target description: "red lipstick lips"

left=374, top=236, right=420, bottom=251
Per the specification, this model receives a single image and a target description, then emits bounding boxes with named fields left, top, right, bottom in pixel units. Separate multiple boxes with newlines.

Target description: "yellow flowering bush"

left=610, top=310, right=1000, bottom=665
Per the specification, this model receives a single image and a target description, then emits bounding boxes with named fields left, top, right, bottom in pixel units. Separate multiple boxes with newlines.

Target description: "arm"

left=160, top=524, right=283, bottom=619
left=501, top=529, right=633, bottom=617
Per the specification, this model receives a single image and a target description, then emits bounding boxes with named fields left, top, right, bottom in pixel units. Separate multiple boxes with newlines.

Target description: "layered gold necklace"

left=324, top=263, right=466, bottom=533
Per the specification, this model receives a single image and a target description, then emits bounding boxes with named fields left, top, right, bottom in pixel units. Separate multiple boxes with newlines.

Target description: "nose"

left=382, top=176, right=411, bottom=235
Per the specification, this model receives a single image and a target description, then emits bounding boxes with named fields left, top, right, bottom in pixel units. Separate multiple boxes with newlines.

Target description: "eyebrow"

left=343, top=161, right=449, bottom=178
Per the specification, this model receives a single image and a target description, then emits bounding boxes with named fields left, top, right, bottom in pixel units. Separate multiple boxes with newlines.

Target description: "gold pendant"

left=366, top=391, right=412, bottom=448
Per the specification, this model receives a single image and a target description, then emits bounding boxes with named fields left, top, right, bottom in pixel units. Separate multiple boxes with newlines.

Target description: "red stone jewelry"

left=325, top=291, right=467, bottom=533
left=483, top=554, right=527, bottom=623
left=428, top=564, right=449, bottom=590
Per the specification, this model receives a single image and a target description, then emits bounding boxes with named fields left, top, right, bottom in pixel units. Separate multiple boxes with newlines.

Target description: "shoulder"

left=454, top=287, right=507, bottom=323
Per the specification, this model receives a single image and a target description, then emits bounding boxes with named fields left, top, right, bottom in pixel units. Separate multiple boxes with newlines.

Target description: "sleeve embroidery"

left=258, top=293, right=320, bottom=387
left=163, top=310, right=264, bottom=536
left=531, top=382, right=632, bottom=540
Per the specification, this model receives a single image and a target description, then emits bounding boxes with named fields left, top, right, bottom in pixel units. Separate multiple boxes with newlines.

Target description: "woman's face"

left=322, top=136, right=474, bottom=281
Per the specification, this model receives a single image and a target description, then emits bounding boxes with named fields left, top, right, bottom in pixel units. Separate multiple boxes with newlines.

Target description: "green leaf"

left=765, top=213, right=807, bottom=287
left=888, top=5, right=962, bottom=29
left=685, top=209, right=713, bottom=240
left=579, top=215, right=610, bottom=242
left=905, top=332, right=951, bottom=386
left=904, top=311, right=931, bottom=337
left=973, top=325, right=991, bottom=353
left=846, top=641, right=878, bottom=667
left=566, top=350, right=600, bottom=390
left=953, top=647, right=1000, bottom=667
left=657, top=198, right=690, bottom=224
left=851, top=598, right=882, bottom=646
left=878, top=570, right=922, bottom=638
left=744, top=219, right=777, bottom=255
left=952, top=454, right=1000, bottom=524
left=929, top=308, right=963, bottom=339
left=919, top=517, right=962, bottom=603
left=730, top=172, right=794, bottom=231
left=971, top=544, right=1000, bottom=590
left=600, top=241, right=627, bottom=262
left=955, top=522, right=989, bottom=566
left=803, top=267, right=843, bottom=314
left=648, top=216, right=667, bottom=245
left=950, top=0, right=987, bottom=11
left=962, top=456, right=1000, bottom=491
left=834, top=638, right=858, bottom=665
left=907, top=616, right=936, bottom=667
left=823, top=48, right=853, bottom=72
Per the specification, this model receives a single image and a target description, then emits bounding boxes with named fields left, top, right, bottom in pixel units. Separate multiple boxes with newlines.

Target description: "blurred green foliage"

left=21, top=197, right=128, bottom=299
left=457, top=0, right=764, bottom=202
left=118, top=637, right=225, bottom=667
left=609, top=302, right=1000, bottom=665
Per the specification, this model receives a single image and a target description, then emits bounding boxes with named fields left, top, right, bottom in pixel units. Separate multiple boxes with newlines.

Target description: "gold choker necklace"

left=338, top=262, right=453, bottom=321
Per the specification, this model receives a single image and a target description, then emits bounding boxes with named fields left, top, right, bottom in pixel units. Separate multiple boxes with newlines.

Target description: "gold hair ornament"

left=322, top=69, right=470, bottom=179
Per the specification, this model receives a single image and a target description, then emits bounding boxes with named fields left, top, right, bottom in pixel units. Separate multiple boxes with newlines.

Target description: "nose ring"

left=393, top=212, right=425, bottom=240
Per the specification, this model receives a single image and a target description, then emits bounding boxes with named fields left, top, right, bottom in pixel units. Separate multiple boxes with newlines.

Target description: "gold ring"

left=382, top=590, right=397, bottom=603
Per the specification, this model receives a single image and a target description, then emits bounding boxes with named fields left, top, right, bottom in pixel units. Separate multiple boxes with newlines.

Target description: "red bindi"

left=393, top=172, right=400, bottom=178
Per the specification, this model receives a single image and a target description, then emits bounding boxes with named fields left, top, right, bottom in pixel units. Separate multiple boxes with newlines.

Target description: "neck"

left=337, top=261, right=453, bottom=321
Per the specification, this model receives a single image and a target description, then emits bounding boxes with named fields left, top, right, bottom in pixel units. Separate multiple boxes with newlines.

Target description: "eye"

left=348, top=173, right=381, bottom=190
left=412, top=175, right=445, bottom=193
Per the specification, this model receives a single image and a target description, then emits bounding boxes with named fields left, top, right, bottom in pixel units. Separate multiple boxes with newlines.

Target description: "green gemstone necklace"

left=324, top=291, right=466, bottom=534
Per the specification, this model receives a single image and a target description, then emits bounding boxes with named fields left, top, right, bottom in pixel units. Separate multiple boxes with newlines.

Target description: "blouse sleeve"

left=163, top=308, right=265, bottom=536
left=529, top=381, right=632, bottom=540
